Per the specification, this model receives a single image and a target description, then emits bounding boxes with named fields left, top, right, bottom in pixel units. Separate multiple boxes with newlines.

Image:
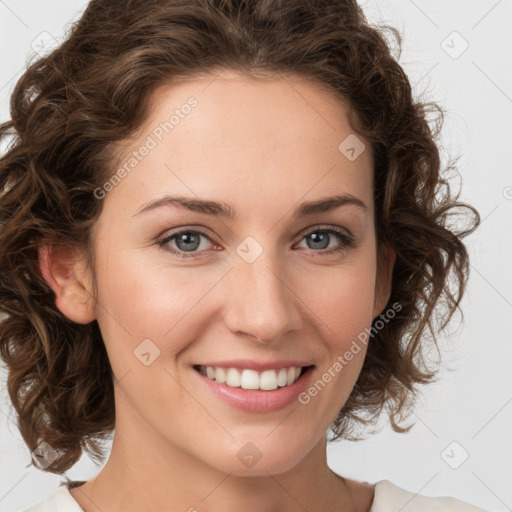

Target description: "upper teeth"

left=199, top=365, right=304, bottom=390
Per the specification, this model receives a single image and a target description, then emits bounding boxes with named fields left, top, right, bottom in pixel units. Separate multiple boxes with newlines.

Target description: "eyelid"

left=156, top=224, right=218, bottom=242
left=295, top=223, right=354, bottom=240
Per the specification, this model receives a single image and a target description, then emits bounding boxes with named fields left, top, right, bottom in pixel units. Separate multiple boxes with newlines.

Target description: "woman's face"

left=85, top=70, right=391, bottom=476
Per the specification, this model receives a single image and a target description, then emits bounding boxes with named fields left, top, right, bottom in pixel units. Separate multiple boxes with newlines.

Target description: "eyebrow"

left=133, top=193, right=368, bottom=219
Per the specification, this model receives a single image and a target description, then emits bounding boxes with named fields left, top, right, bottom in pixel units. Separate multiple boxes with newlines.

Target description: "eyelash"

left=156, top=226, right=356, bottom=259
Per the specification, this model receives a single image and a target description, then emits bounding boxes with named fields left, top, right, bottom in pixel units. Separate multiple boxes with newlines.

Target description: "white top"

left=22, top=479, right=491, bottom=511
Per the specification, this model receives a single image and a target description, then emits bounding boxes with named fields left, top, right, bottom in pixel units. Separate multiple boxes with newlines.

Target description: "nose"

left=222, top=244, right=303, bottom=344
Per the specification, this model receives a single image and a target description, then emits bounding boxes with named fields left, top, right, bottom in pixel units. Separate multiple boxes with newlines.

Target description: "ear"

left=38, top=244, right=96, bottom=324
left=372, top=243, right=396, bottom=319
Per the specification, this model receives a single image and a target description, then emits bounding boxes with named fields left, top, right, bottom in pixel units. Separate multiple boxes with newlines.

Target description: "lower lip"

left=193, top=366, right=315, bottom=413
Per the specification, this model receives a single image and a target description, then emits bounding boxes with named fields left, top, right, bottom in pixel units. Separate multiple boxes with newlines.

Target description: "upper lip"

left=194, top=359, right=315, bottom=372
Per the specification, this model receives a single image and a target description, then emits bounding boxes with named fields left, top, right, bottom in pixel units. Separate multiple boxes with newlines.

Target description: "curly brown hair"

left=0, top=0, right=479, bottom=474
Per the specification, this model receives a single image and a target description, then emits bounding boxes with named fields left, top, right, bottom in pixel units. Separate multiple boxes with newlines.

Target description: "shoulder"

left=20, top=481, right=85, bottom=512
left=371, top=480, right=491, bottom=512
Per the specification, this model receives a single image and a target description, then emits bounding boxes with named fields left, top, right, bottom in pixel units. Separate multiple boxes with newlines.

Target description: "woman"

left=0, top=0, right=487, bottom=510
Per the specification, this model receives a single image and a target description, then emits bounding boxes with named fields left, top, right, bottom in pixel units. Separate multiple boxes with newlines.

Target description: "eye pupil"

left=176, top=232, right=200, bottom=251
left=308, top=232, right=329, bottom=250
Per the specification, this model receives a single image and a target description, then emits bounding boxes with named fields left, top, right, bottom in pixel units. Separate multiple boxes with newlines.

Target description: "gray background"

left=0, top=1, right=511, bottom=511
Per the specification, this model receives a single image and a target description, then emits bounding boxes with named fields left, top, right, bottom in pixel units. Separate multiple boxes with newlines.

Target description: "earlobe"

left=38, top=245, right=96, bottom=324
left=373, top=244, right=396, bottom=319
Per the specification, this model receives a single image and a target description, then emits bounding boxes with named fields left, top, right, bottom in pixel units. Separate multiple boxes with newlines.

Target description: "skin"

left=39, top=69, right=394, bottom=512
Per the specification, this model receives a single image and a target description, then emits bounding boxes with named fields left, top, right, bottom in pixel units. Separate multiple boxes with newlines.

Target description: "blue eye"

left=297, top=227, right=355, bottom=255
left=157, top=227, right=355, bottom=259
left=157, top=229, right=216, bottom=259
left=162, top=231, right=210, bottom=253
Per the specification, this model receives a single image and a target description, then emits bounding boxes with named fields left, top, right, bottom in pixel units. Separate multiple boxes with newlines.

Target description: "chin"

left=206, top=437, right=310, bottom=477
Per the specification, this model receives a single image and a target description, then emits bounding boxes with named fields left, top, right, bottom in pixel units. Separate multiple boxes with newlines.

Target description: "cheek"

left=295, top=253, right=377, bottom=403
left=300, top=256, right=377, bottom=342
left=93, top=244, right=227, bottom=357
left=292, top=263, right=377, bottom=429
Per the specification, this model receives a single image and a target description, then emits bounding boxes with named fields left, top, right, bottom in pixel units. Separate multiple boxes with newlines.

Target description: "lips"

left=192, top=363, right=316, bottom=412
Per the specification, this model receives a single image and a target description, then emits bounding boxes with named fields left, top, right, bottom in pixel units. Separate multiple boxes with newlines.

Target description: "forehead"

left=104, top=69, right=374, bottom=219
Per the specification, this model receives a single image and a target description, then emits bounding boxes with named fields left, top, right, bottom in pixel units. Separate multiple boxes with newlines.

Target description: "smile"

left=192, top=363, right=316, bottom=412
left=194, top=364, right=313, bottom=391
